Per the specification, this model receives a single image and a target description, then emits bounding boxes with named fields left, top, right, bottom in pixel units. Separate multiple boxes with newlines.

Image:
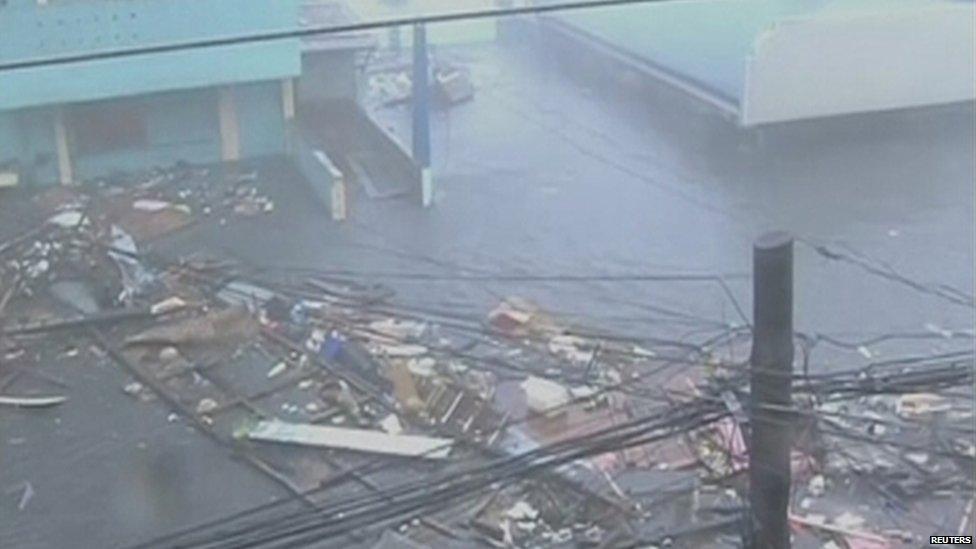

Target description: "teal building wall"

left=0, top=0, right=300, bottom=186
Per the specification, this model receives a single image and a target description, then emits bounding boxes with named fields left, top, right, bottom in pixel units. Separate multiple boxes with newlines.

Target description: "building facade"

left=0, top=0, right=301, bottom=186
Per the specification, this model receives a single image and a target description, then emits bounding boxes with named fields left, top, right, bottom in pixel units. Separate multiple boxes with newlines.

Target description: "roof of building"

left=301, top=1, right=376, bottom=52
left=549, top=0, right=975, bottom=125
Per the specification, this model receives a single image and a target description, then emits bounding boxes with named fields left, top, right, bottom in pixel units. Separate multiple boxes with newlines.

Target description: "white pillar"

left=421, top=167, right=433, bottom=208
left=331, top=176, right=347, bottom=222
left=54, top=108, right=73, bottom=185
left=281, top=78, right=296, bottom=121
left=218, top=88, right=240, bottom=162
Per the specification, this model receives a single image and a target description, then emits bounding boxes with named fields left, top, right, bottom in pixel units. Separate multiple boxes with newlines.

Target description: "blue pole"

left=412, top=23, right=431, bottom=169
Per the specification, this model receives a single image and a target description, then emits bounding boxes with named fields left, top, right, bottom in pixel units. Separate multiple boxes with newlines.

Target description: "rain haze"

left=0, top=1, right=974, bottom=548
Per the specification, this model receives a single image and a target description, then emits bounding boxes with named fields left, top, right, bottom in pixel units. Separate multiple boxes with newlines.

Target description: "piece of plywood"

left=247, top=420, right=453, bottom=459
left=0, top=395, right=67, bottom=408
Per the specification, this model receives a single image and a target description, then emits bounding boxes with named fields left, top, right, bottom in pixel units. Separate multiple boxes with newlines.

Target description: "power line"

left=1, top=0, right=683, bottom=72
left=798, top=238, right=976, bottom=308
left=133, top=356, right=974, bottom=548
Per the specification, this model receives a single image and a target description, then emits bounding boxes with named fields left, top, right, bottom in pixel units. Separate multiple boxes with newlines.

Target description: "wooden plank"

left=0, top=394, right=67, bottom=408
left=248, top=420, right=454, bottom=459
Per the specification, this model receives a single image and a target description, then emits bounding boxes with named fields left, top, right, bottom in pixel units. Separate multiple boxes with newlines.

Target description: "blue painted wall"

left=235, top=82, right=289, bottom=159
left=0, top=81, right=287, bottom=186
left=0, top=0, right=300, bottom=110
left=0, top=108, right=60, bottom=185
left=71, top=89, right=221, bottom=181
left=0, top=0, right=298, bottom=185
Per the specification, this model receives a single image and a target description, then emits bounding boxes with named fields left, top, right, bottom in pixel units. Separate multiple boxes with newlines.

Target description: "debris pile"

left=1, top=162, right=972, bottom=548
left=366, top=54, right=476, bottom=109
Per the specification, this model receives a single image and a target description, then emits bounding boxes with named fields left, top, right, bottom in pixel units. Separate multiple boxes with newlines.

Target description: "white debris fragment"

left=380, top=414, right=404, bottom=435
left=521, top=376, right=570, bottom=415
left=905, top=451, right=929, bottom=466
left=132, top=199, right=172, bottom=212
left=305, top=329, right=327, bottom=353
left=247, top=420, right=454, bottom=458
left=833, top=511, right=865, bottom=529
left=0, top=396, right=66, bottom=408
left=369, top=318, right=427, bottom=340
left=196, top=398, right=218, bottom=414
left=547, top=334, right=593, bottom=364
left=7, top=481, right=34, bottom=511
left=924, top=323, right=954, bottom=339
left=487, top=299, right=535, bottom=334
left=47, top=210, right=84, bottom=228
left=109, top=225, right=155, bottom=302
left=896, top=393, right=949, bottom=418
left=804, top=513, right=826, bottom=525
left=505, top=501, right=539, bottom=521
left=376, top=344, right=427, bottom=358
left=552, top=529, right=572, bottom=543
left=406, top=357, right=436, bottom=377
left=808, top=474, right=826, bottom=497
left=500, top=519, right=514, bottom=546
left=26, top=259, right=50, bottom=278
left=123, top=382, right=143, bottom=396
left=151, top=296, right=187, bottom=316
left=632, top=345, right=657, bottom=358
left=158, top=346, right=181, bottom=363
left=569, top=385, right=598, bottom=399
left=267, top=362, right=288, bottom=379
left=279, top=403, right=299, bottom=414
left=857, top=346, right=873, bottom=359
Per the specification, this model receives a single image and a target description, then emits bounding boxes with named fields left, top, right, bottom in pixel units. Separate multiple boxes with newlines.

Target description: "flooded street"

left=1, top=9, right=973, bottom=549
left=300, top=35, right=974, bottom=347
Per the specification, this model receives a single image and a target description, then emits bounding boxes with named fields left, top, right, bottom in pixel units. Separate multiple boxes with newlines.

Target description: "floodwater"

left=2, top=23, right=974, bottom=549
left=337, top=33, right=974, bottom=351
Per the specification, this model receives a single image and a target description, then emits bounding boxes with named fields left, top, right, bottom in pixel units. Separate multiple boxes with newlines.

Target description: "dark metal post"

left=749, top=231, right=794, bottom=549
left=411, top=23, right=431, bottom=169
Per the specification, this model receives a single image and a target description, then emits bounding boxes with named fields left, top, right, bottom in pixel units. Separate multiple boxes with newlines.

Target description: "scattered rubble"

left=0, top=161, right=972, bottom=548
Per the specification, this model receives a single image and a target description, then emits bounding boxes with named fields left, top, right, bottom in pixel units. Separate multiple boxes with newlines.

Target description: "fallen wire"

left=799, top=238, right=976, bottom=308
left=139, top=397, right=728, bottom=549
left=129, top=355, right=974, bottom=549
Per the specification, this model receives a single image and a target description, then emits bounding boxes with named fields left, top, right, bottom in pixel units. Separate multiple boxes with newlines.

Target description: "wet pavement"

left=338, top=31, right=973, bottom=357
left=0, top=339, right=288, bottom=549
left=2, top=27, right=973, bottom=549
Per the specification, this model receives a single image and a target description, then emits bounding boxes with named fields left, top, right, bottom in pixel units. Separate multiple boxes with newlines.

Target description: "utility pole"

left=748, top=231, right=794, bottom=549
left=411, top=23, right=433, bottom=207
